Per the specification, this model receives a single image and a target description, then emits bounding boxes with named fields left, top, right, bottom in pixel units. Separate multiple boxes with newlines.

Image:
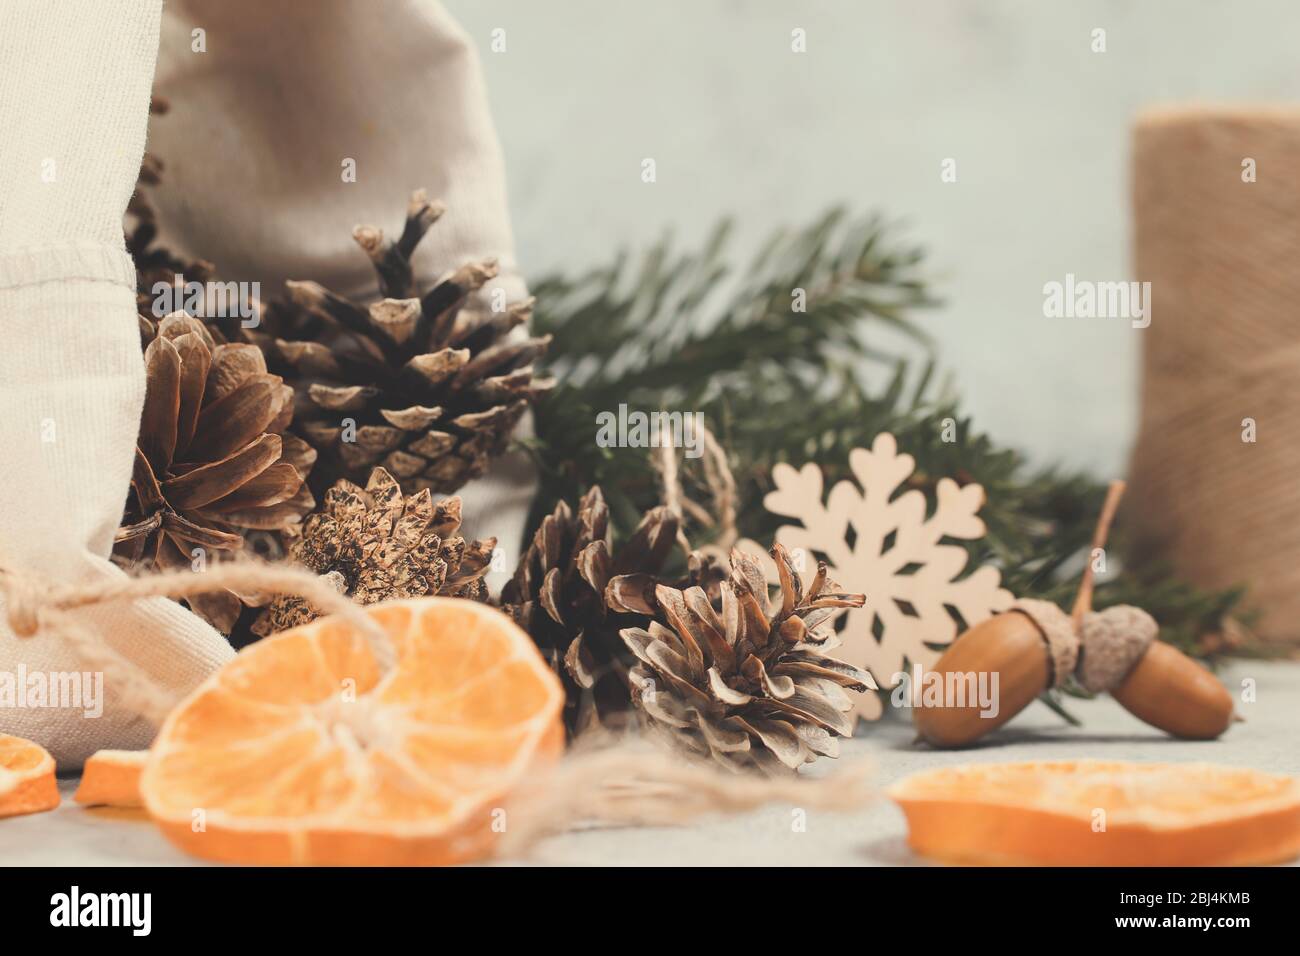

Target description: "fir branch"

left=524, top=208, right=1249, bottom=662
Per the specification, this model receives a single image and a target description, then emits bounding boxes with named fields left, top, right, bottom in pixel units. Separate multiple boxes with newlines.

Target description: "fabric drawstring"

left=0, top=559, right=395, bottom=725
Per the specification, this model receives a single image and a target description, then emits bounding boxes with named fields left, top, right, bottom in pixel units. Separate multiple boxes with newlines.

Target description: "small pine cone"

left=619, top=543, right=875, bottom=774
left=271, top=190, right=553, bottom=496
left=252, top=467, right=495, bottom=637
left=500, top=487, right=679, bottom=733
left=114, top=314, right=316, bottom=632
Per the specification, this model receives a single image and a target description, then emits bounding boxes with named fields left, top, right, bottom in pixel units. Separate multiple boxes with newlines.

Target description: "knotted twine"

left=0, top=560, right=395, bottom=726
left=0, top=556, right=875, bottom=856
left=1127, top=106, right=1300, bottom=643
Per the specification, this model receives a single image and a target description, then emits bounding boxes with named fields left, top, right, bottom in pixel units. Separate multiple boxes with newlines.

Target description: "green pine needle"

left=522, top=208, right=1249, bottom=662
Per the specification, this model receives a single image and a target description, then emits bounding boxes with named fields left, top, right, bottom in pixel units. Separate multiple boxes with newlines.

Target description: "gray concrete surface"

left=5, top=660, right=1295, bottom=866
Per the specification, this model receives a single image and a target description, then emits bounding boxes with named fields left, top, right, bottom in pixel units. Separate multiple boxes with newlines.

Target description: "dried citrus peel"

left=0, top=734, right=60, bottom=818
left=74, top=750, right=148, bottom=808
left=890, top=760, right=1300, bottom=866
left=140, top=598, right=564, bottom=866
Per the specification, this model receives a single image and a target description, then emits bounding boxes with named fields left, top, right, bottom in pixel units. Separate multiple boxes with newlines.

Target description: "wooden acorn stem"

left=1070, top=479, right=1126, bottom=627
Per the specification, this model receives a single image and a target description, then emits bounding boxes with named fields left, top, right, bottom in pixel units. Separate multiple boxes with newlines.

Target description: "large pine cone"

left=619, top=543, right=875, bottom=774
left=252, top=467, right=495, bottom=637
left=114, top=314, right=316, bottom=632
left=500, top=487, right=679, bottom=733
left=270, top=191, right=552, bottom=495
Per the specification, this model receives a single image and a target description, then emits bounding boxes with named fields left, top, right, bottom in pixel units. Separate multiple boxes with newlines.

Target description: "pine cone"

left=619, top=543, right=874, bottom=774
left=114, top=314, right=316, bottom=632
left=271, top=190, right=552, bottom=495
left=500, top=487, right=679, bottom=732
left=127, top=97, right=215, bottom=321
left=251, top=467, right=495, bottom=637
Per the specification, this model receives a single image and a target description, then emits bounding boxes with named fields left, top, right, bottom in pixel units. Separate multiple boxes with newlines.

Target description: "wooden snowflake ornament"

left=743, top=433, right=1012, bottom=719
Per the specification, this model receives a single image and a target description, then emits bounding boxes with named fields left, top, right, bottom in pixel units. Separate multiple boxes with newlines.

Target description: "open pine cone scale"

left=274, top=190, right=554, bottom=494
left=619, top=543, right=876, bottom=774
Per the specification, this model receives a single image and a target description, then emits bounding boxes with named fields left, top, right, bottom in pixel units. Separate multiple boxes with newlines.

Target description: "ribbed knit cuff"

left=0, top=241, right=136, bottom=291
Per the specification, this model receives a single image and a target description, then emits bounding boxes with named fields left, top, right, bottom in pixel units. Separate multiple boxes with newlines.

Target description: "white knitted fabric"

left=0, top=0, right=527, bottom=767
left=0, top=0, right=233, bottom=769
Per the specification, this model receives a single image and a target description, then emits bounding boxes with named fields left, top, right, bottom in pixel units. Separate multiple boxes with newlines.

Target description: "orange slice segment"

left=889, top=760, right=1300, bottom=866
left=74, top=750, right=148, bottom=808
left=141, top=598, right=564, bottom=865
left=0, top=734, right=60, bottom=819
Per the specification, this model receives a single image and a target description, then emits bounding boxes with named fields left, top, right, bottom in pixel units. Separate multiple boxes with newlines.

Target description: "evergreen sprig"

left=523, top=209, right=1247, bottom=661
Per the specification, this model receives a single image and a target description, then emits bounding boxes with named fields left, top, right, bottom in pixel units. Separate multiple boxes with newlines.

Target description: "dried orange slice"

left=74, top=750, right=148, bottom=808
left=0, top=734, right=60, bottom=818
left=889, top=760, right=1300, bottom=866
left=141, top=598, right=564, bottom=865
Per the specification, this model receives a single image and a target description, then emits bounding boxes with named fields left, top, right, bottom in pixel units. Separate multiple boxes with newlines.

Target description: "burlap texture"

left=1128, top=106, right=1300, bottom=643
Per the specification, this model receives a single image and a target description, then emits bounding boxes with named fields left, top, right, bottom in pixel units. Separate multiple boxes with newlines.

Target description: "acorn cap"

left=1077, top=605, right=1157, bottom=693
left=1011, top=599, right=1079, bottom=688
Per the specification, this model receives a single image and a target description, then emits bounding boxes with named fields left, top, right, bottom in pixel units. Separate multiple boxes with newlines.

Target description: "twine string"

left=653, top=418, right=739, bottom=560
left=497, top=740, right=874, bottom=857
left=0, top=559, right=396, bottom=725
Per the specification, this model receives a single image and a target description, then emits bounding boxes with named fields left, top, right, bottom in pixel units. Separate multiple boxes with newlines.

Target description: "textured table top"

left=5, top=660, right=1297, bottom=866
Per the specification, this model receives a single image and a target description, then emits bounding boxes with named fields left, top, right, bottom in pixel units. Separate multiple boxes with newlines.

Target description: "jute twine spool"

left=1127, top=106, right=1300, bottom=643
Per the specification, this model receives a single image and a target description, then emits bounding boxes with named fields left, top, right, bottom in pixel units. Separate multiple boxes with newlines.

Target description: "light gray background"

left=448, top=0, right=1300, bottom=476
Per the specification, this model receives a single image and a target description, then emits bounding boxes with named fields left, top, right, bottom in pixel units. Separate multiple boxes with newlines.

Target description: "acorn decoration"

left=914, top=481, right=1235, bottom=747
